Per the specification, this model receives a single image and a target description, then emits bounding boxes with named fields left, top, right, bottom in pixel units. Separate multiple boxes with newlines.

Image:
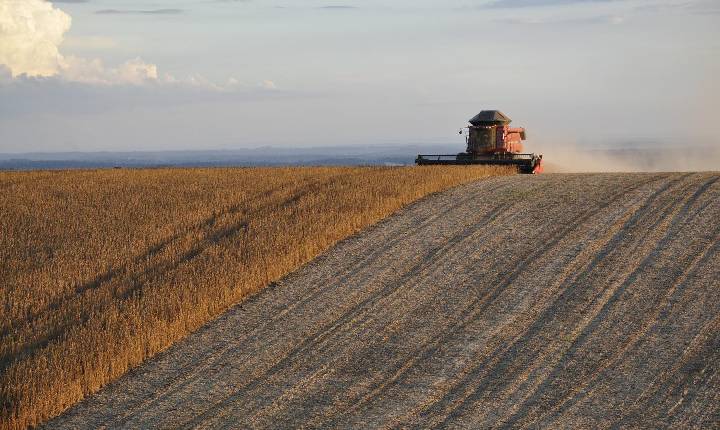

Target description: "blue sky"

left=0, top=0, right=718, bottom=152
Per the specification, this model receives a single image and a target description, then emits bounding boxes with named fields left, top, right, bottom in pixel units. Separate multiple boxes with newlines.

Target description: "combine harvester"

left=416, top=110, right=543, bottom=174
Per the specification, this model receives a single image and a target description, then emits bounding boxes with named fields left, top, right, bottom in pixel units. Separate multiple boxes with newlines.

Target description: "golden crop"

left=0, top=165, right=510, bottom=429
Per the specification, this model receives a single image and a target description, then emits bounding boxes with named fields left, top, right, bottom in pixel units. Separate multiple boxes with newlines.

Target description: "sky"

left=0, top=0, right=718, bottom=153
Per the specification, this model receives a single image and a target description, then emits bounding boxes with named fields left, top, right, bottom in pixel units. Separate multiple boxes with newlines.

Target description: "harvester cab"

left=416, top=110, right=543, bottom=174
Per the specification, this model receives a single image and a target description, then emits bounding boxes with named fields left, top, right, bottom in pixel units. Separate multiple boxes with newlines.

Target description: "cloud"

left=95, top=9, right=184, bottom=15
left=260, top=80, right=277, bottom=89
left=499, top=13, right=626, bottom=25
left=60, top=56, right=159, bottom=85
left=0, top=1, right=209, bottom=87
left=0, top=0, right=72, bottom=77
left=0, top=0, right=276, bottom=92
left=485, top=0, right=615, bottom=7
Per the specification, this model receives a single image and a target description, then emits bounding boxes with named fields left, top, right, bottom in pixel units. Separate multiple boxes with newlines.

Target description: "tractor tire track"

left=317, top=174, right=667, bottom=428
left=204, top=175, right=657, bottom=429
left=495, top=176, right=720, bottom=428
left=47, top=173, right=720, bottom=430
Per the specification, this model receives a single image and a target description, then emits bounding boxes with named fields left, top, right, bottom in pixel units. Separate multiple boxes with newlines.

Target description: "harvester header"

left=416, top=110, right=543, bottom=174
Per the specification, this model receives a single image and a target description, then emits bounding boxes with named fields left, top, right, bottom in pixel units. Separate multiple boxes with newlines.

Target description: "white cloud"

left=0, top=1, right=276, bottom=91
left=58, top=56, right=159, bottom=85
left=0, top=0, right=159, bottom=85
left=0, top=0, right=71, bottom=77
left=260, top=80, right=277, bottom=89
left=0, top=0, right=249, bottom=89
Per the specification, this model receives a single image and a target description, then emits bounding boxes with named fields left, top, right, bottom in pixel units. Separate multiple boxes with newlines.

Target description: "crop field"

left=45, top=172, right=720, bottom=429
left=0, top=165, right=510, bottom=429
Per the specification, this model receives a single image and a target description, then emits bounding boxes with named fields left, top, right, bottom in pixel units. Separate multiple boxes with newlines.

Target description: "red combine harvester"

left=416, top=110, right=543, bottom=174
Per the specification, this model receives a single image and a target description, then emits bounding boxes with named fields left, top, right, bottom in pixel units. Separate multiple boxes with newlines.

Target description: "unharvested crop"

left=0, top=165, right=509, bottom=429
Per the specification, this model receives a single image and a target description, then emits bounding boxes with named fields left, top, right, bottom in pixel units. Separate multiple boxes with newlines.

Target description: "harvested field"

left=47, top=172, right=720, bottom=429
left=0, top=166, right=509, bottom=429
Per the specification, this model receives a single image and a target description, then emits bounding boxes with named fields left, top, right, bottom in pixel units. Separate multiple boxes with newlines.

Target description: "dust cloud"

left=536, top=142, right=720, bottom=173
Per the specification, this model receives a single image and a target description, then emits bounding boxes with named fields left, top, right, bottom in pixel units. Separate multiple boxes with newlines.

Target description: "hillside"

left=46, top=172, right=720, bottom=429
left=0, top=166, right=509, bottom=429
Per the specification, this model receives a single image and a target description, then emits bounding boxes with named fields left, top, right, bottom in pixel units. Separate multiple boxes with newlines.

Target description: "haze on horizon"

left=0, top=0, right=718, bottom=154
